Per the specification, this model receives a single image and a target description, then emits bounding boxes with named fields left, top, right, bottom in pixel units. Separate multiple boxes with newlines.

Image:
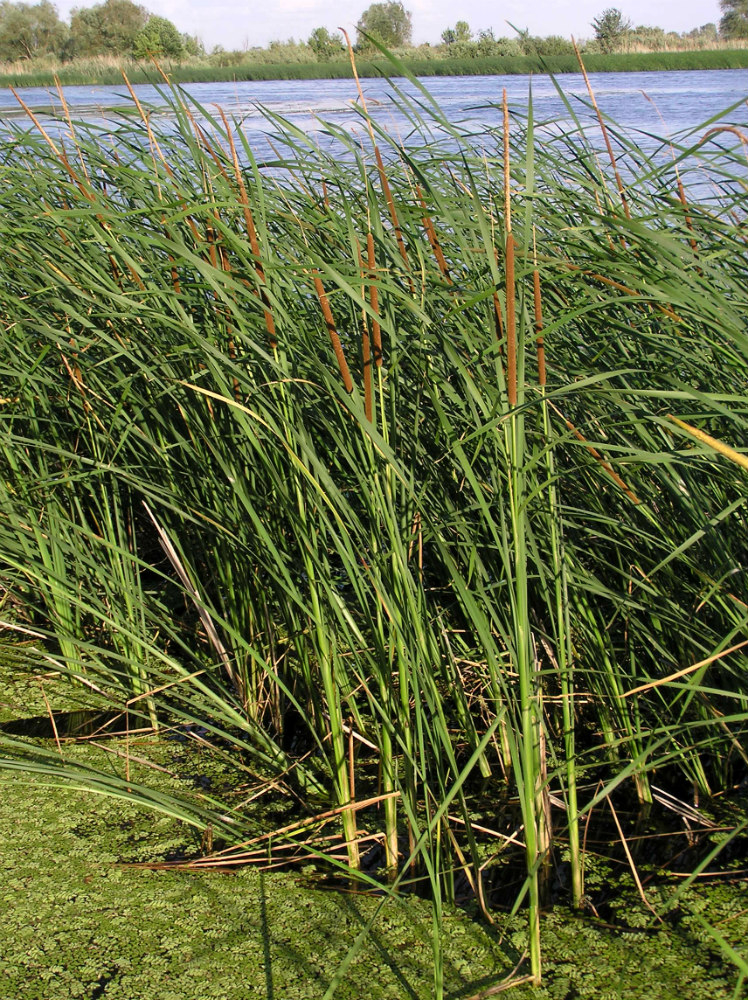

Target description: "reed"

left=2, top=48, right=748, bottom=88
left=1, top=67, right=747, bottom=995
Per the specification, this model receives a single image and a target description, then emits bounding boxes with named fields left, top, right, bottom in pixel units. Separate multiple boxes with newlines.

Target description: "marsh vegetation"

left=1, top=60, right=747, bottom=995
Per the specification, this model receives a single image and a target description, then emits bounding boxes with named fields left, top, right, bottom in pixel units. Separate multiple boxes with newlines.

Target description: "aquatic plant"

left=1, top=59, right=747, bottom=994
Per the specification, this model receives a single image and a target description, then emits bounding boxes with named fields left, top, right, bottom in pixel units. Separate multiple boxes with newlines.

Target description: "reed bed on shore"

left=1, top=66, right=747, bottom=993
left=1, top=46, right=747, bottom=88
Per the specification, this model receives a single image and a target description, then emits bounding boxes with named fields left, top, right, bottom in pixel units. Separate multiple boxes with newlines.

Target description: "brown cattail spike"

left=505, top=232, right=517, bottom=407
left=366, top=232, right=382, bottom=368
left=416, top=185, right=451, bottom=283
left=313, top=273, right=354, bottom=393
left=676, top=177, right=699, bottom=257
left=358, top=241, right=374, bottom=423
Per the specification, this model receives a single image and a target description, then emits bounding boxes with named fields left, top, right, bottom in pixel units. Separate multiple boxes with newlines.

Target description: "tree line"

left=0, top=0, right=746, bottom=66
left=0, top=0, right=200, bottom=61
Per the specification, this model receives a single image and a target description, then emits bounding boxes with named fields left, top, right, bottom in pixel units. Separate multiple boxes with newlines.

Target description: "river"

left=1, top=68, right=745, bottom=145
left=1, top=68, right=745, bottom=204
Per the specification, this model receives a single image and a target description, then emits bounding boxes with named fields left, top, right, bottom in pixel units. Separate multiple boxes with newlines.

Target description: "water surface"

left=1, top=68, right=745, bottom=145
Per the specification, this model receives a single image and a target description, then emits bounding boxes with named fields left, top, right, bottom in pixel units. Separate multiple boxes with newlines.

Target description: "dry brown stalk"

left=122, top=73, right=201, bottom=251
left=313, top=272, right=354, bottom=393
left=54, top=75, right=89, bottom=183
left=143, top=503, right=238, bottom=686
left=341, top=28, right=410, bottom=277
left=607, top=797, right=660, bottom=920
left=168, top=791, right=402, bottom=866
left=205, top=220, right=219, bottom=270
left=623, top=638, right=748, bottom=698
left=667, top=415, right=748, bottom=473
left=347, top=715, right=356, bottom=804
left=189, top=131, right=241, bottom=368
left=698, top=124, right=748, bottom=157
left=38, top=680, right=63, bottom=761
left=11, top=87, right=79, bottom=184
left=677, top=177, right=699, bottom=256
left=572, top=40, right=631, bottom=221
left=122, top=72, right=169, bottom=174
left=376, top=149, right=410, bottom=275
left=641, top=90, right=700, bottom=260
left=593, top=187, right=617, bottom=252
left=149, top=56, right=172, bottom=87
left=502, top=88, right=511, bottom=232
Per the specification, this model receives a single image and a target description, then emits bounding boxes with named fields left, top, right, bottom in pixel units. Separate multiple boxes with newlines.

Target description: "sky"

left=53, top=0, right=726, bottom=53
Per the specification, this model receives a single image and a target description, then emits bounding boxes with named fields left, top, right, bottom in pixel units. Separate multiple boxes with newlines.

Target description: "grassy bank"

left=1, top=65, right=747, bottom=994
left=0, top=46, right=747, bottom=87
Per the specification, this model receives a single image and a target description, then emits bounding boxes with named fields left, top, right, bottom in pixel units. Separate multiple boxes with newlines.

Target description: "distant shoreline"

left=2, top=48, right=747, bottom=90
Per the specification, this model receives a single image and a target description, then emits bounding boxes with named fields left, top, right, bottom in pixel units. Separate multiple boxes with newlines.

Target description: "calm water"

left=1, top=69, right=746, bottom=149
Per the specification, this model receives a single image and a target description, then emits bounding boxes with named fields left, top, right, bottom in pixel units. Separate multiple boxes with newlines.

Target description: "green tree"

left=454, top=19, right=471, bottom=42
left=0, top=0, right=67, bottom=60
left=70, top=0, right=147, bottom=55
left=720, top=0, right=748, bottom=37
left=307, top=26, right=344, bottom=60
left=133, top=14, right=182, bottom=58
left=685, top=21, right=718, bottom=41
left=356, top=1, right=412, bottom=49
left=181, top=33, right=203, bottom=56
left=441, top=19, right=471, bottom=45
left=591, top=7, right=632, bottom=52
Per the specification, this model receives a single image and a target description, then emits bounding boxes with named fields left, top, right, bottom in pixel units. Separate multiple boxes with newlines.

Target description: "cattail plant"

left=1, top=63, right=747, bottom=998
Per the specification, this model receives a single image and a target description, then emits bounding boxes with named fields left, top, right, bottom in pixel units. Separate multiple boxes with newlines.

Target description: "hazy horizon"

left=50, top=0, right=725, bottom=54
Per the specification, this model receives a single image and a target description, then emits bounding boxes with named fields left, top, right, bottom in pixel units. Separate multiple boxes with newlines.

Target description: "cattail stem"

left=533, top=269, right=546, bottom=388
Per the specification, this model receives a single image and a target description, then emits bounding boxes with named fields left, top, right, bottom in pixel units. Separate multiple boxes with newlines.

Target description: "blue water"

left=1, top=69, right=746, bottom=143
left=1, top=70, right=745, bottom=205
